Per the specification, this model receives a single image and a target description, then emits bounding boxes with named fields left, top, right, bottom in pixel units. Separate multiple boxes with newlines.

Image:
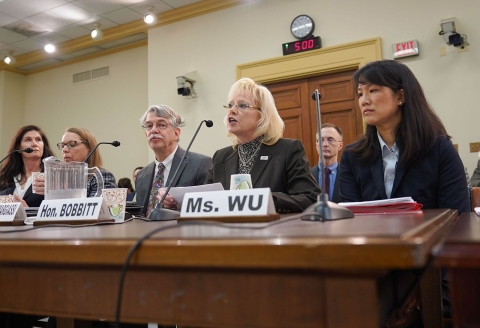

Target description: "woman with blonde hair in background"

left=35, top=127, right=117, bottom=196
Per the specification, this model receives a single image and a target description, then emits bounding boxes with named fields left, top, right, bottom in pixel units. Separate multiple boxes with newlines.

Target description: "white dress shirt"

left=377, top=132, right=399, bottom=198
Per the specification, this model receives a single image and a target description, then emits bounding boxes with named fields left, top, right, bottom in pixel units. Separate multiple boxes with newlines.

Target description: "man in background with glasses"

left=311, top=123, right=343, bottom=203
left=135, top=105, right=212, bottom=216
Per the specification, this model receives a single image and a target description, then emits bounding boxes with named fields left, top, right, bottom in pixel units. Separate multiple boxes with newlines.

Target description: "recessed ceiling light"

left=44, top=42, right=56, bottom=53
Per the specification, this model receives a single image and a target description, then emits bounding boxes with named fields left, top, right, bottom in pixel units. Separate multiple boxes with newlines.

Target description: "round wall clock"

left=290, top=15, right=315, bottom=39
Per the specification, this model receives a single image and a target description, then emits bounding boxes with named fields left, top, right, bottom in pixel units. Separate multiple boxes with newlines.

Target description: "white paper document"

left=168, top=183, right=224, bottom=207
left=339, top=197, right=415, bottom=207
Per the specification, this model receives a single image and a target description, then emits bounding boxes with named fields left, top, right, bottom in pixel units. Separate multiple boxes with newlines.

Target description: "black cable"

left=113, top=212, right=325, bottom=327
left=0, top=218, right=134, bottom=234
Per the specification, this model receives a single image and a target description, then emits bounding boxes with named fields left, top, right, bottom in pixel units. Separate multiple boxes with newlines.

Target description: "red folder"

left=339, top=197, right=423, bottom=215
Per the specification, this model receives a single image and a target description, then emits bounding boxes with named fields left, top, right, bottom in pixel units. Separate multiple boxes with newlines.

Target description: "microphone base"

left=147, top=208, right=180, bottom=221
left=301, top=200, right=354, bottom=222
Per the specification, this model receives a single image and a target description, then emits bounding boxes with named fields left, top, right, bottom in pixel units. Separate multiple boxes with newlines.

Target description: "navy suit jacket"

left=205, top=138, right=320, bottom=213
left=339, top=135, right=470, bottom=214
left=0, top=184, right=44, bottom=207
left=310, top=165, right=341, bottom=203
left=135, top=146, right=212, bottom=216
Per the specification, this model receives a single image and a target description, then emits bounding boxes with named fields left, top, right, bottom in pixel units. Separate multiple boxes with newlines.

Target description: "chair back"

left=471, top=187, right=480, bottom=211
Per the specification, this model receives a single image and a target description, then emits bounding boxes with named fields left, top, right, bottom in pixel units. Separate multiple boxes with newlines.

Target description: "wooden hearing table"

left=434, top=211, right=480, bottom=328
left=0, top=209, right=456, bottom=328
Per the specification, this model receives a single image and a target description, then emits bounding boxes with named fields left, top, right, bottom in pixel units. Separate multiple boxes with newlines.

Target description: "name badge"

left=180, top=188, right=275, bottom=218
left=0, top=202, right=26, bottom=222
left=36, top=197, right=110, bottom=221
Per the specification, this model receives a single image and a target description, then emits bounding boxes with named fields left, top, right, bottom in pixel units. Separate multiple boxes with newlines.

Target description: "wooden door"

left=266, top=70, right=363, bottom=166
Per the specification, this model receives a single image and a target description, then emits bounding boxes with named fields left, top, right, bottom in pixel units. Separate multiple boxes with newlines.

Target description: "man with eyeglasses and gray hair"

left=311, top=123, right=344, bottom=203
left=135, top=105, right=212, bottom=216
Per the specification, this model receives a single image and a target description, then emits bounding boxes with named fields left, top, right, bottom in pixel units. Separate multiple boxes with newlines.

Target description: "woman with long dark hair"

left=340, top=60, right=468, bottom=211
left=339, top=60, right=469, bottom=326
left=0, top=125, right=54, bottom=207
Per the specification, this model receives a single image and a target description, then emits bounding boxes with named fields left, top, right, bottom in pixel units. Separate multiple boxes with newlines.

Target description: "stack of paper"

left=338, top=197, right=423, bottom=215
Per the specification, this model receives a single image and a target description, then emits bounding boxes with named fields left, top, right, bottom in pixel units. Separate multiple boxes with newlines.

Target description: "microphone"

left=0, top=148, right=34, bottom=164
left=147, top=119, right=214, bottom=221
left=83, top=141, right=121, bottom=163
left=302, top=90, right=354, bottom=222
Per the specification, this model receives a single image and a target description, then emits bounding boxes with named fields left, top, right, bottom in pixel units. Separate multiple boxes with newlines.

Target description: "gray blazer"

left=469, top=159, right=480, bottom=187
left=310, top=165, right=341, bottom=203
left=205, top=138, right=320, bottom=213
left=135, top=146, right=212, bottom=215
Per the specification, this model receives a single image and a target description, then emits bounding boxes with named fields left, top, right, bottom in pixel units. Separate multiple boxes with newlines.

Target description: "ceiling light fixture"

left=144, top=7, right=157, bottom=25
left=44, top=40, right=56, bottom=53
left=4, top=50, right=16, bottom=65
left=91, top=23, right=103, bottom=41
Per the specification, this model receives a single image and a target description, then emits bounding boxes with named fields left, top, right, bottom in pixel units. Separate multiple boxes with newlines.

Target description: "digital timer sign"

left=282, top=36, right=321, bottom=56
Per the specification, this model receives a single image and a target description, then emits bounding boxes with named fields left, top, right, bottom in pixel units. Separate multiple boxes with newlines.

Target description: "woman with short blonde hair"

left=206, top=77, right=319, bottom=213
left=226, top=78, right=285, bottom=147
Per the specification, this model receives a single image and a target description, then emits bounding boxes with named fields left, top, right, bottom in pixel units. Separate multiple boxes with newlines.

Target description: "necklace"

left=238, top=143, right=262, bottom=166
left=238, top=137, right=263, bottom=174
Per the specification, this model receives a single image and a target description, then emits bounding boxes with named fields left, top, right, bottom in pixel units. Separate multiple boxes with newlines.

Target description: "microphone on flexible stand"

left=302, top=90, right=354, bottom=221
left=147, top=120, right=213, bottom=221
left=83, top=141, right=120, bottom=163
left=0, top=148, right=34, bottom=164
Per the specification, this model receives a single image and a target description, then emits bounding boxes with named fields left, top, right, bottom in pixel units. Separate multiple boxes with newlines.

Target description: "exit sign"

left=392, top=40, right=419, bottom=59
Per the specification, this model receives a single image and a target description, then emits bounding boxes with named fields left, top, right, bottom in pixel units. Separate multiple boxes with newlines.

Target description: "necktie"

left=324, top=167, right=331, bottom=198
left=146, top=163, right=165, bottom=216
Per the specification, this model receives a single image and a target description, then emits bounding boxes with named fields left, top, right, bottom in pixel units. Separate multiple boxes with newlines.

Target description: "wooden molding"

left=0, top=0, right=254, bottom=75
left=237, top=37, right=383, bottom=83
left=237, top=37, right=382, bottom=136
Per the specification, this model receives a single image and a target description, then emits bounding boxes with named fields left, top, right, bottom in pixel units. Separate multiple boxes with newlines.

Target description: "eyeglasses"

left=223, top=102, right=260, bottom=111
left=316, top=137, right=342, bottom=145
left=142, top=122, right=172, bottom=131
left=57, top=140, right=86, bottom=150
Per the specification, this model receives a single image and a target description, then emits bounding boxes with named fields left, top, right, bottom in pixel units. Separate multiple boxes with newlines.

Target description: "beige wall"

left=23, top=46, right=149, bottom=181
left=147, top=0, right=480, bottom=175
left=1, top=0, right=479, bottom=179
left=0, top=71, right=25, bottom=155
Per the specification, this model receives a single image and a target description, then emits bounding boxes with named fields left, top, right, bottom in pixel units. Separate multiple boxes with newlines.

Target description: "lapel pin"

left=260, top=156, right=268, bottom=160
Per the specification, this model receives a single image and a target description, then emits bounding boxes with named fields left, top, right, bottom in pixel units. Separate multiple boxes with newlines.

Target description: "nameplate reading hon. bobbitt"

left=36, top=197, right=110, bottom=221
left=180, top=188, right=276, bottom=218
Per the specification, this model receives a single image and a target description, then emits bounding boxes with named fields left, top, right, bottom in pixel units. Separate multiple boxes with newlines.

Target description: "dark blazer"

left=310, top=164, right=341, bottom=203
left=0, top=184, right=44, bottom=207
left=339, top=135, right=470, bottom=214
left=205, top=138, right=320, bottom=213
left=135, top=146, right=212, bottom=215
left=126, top=191, right=135, bottom=202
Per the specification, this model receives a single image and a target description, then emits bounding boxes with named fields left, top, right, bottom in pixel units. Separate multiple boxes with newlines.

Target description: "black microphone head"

left=23, top=148, right=34, bottom=153
left=311, top=91, right=322, bottom=101
left=111, top=141, right=120, bottom=147
left=205, top=120, right=213, bottom=127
